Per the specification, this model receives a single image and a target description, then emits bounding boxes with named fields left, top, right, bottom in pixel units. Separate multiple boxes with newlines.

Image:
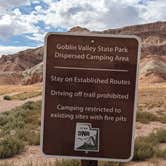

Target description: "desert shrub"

left=26, top=132, right=40, bottom=145
left=0, top=136, right=24, bottom=158
left=3, top=95, right=12, bottom=100
left=158, top=115, right=166, bottom=123
left=16, top=129, right=40, bottom=145
left=155, top=149, right=166, bottom=159
left=155, top=129, right=166, bottom=143
left=16, top=128, right=29, bottom=142
left=133, top=136, right=157, bottom=161
left=5, top=91, right=42, bottom=101
left=22, top=101, right=41, bottom=111
left=133, top=129, right=166, bottom=161
left=0, top=101, right=41, bottom=158
left=136, top=111, right=158, bottom=124
left=0, top=114, right=8, bottom=126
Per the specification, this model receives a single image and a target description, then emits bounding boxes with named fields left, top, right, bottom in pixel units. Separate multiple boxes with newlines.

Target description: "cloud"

left=32, top=1, right=40, bottom=4
left=0, top=45, right=35, bottom=56
left=35, top=5, right=43, bottom=12
left=0, top=0, right=166, bottom=48
left=140, top=0, right=166, bottom=22
left=0, top=8, right=41, bottom=40
left=41, top=0, right=166, bottom=31
left=0, top=0, right=30, bottom=13
left=26, top=32, right=47, bottom=42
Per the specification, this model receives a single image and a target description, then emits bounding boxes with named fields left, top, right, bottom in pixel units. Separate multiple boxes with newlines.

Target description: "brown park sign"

left=41, top=33, right=141, bottom=162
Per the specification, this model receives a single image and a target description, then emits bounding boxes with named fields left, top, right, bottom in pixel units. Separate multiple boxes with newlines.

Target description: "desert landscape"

left=0, top=21, right=165, bottom=166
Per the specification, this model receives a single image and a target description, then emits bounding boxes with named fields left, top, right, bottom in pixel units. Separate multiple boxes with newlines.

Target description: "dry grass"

left=4, top=91, right=42, bottom=101
left=0, top=84, right=42, bottom=96
left=139, top=82, right=166, bottom=90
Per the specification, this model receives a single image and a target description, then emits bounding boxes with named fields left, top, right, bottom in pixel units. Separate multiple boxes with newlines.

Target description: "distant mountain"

left=0, top=47, right=43, bottom=85
left=0, top=47, right=43, bottom=72
left=69, top=26, right=90, bottom=32
left=101, top=21, right=166, bottom=58
left=101, top=21, right=166, bottom=84
left=0, top=21, right=165, bottom=85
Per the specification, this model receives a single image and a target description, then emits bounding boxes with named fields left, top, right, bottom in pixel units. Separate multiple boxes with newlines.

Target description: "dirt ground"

left=0, top=146, right=57, bottom=166
left=0, top=94, right=42, bottom=113
left=0, top=83, right=42, bottom=113
left=0, top=146, right=165, bottom=166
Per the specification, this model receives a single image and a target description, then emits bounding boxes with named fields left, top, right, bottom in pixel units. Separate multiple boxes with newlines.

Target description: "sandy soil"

left=0, top=84, right=42, bottom=95
left=126, top=159, right=166, bottom=166
left=0, top=146, right=57, bottom=166
left=136, top=122, right=166, bottom=137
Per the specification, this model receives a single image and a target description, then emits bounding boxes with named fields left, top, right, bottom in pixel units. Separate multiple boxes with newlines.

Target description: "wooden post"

left=81, top=160, right=98, bottom=166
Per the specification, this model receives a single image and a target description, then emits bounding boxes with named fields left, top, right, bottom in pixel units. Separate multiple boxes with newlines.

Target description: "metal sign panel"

left=41, top=33, right=140, bottom=162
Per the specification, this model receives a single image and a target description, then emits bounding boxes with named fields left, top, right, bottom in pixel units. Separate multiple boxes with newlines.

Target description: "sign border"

left=40, top=32, right=141, bottom=162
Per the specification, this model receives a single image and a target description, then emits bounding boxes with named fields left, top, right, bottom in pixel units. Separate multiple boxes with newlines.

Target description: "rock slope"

left=0, top=21, right=165, bottom=85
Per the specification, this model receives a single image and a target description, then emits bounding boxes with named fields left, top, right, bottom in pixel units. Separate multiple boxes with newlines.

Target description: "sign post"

left=41, top=33, right=140, bottom=162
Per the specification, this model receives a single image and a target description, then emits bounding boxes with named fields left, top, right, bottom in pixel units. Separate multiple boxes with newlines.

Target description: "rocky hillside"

left=0, top=21, right=165, bottom=85
left=0, top=47, right=43, bottom=72
left=102, top=21, right=166, bottom=57
left=101, top=21, right=166, bottom=83
left=0, top=47, right=43, bottom=85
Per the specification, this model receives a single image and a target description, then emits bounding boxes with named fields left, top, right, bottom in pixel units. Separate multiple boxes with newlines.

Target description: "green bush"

left=133, top=135, right=157, bottom=161
left=26, top=132, right=40, bottom=145
left=158, top=115, right=166, bottom=124
left=16, top=129, right=40, bottom=145
left=22, top=101, right=41, bottom=111
left=155, top=149, right=166, bottom=159
left=3, top=91, right=42, bottom=101
left=155, top=129, right=166, bottom=143
left=11, top=91, right=42, bottom=100
left=0, top=136, right=24, bottom=158
left=3, top=96, right=12, bottom=100
left=0, top=101, right=41, bottom=158
left=133, top=129, right=166, bottom=161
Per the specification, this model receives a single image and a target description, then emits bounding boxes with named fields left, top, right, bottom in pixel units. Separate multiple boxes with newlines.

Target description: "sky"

left=0, top=0, right=166, bottom=55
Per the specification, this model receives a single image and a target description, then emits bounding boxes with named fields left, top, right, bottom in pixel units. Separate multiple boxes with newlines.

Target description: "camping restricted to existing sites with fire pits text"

left=41, top=33, right=140, bottom=161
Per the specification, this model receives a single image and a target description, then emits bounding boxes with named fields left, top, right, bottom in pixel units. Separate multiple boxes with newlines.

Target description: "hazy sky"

left=0, top=0, right=166, bottom=55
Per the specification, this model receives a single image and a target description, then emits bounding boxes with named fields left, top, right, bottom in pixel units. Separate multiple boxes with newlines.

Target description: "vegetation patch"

left=134, top=135, right=157, bottom=160
left=136, top=111, right=158, bottom=124
left=0, top=136, right=24, bottom=158
left=133, top=129, right=166, bottom=161
left=0, top=99, right=165, bottom=162
left=0, top=101, right=41, bottom=158
left=155, top=149, right=166, bottom=159
left=3, top=91, right=42, bottom=101
left=0, top=161, right=134, bottom=166
left=3, top=96, right=12, bottom=100
left=136, top=111, right=166, bottom=124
